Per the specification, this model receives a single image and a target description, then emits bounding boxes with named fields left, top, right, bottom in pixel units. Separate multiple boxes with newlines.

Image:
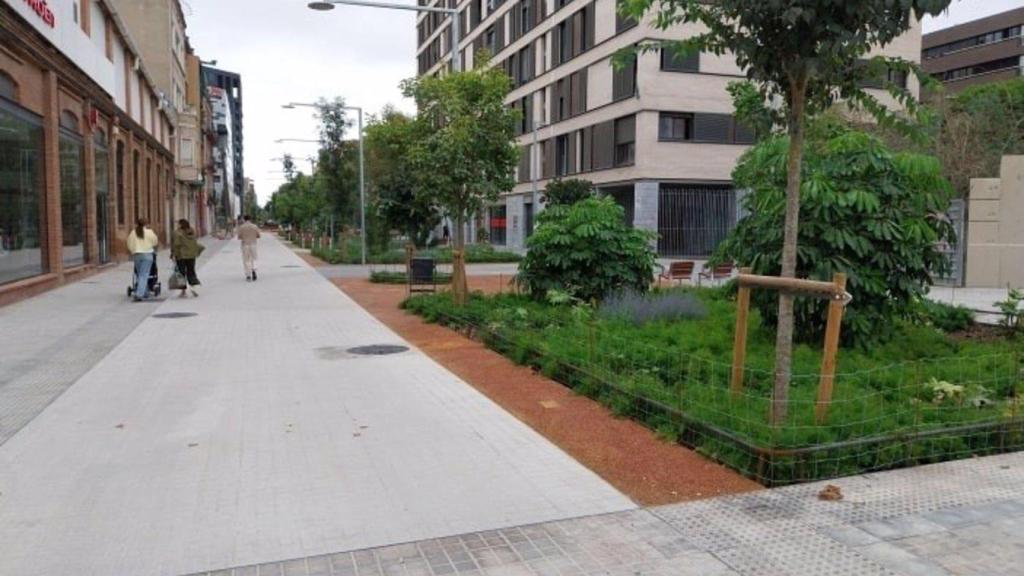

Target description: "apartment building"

left=109, top=0, right=208, bottom=233
left=922, top=7, right=1024, bottom=94
left=417, top=0, right=922, bottom=257
left=203, top=65, right=243, bottom=222
left=0, top=0, right=176, bottom=305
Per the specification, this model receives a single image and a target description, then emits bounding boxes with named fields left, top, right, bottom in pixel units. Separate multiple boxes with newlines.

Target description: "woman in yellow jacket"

left=126, top=218, right=159, bottom=301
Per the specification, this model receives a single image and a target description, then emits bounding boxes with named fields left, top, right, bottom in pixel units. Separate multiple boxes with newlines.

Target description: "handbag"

left=169, top=269, right=187, bottom=290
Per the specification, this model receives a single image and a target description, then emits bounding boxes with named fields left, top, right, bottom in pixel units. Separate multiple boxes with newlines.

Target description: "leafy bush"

left=542, top=178, right=594, bottom=206
left=370, top=271, right=453, bottom=284
left=598, top=290, right=708, bottom=326
left=716, top=122, right=956, bottom=347
left=311, top=242, right=521, bottom=265
left=517, top=197, right=656, bottom=302
left=995, top=288, right=1024, bottom=336
left=918, top=300, right=974, bottom=333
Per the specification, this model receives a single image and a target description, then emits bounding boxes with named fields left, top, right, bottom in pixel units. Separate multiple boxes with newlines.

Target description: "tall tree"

left=621, top=0, right=952, bottom=423
left=403, top=57, right=519, bottom=303
left=314, top=98, right=359, bottom=233
left=365, top=106, right=440, bottom=247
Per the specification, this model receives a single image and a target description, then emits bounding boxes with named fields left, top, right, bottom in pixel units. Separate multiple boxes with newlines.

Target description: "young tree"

left=314, top=98, right=359, bottom=233
left=365, top=106, right=440, bottom=247
left=621, top=0, right=952, bottom=423
left=403, top=57, right=519, bottom=304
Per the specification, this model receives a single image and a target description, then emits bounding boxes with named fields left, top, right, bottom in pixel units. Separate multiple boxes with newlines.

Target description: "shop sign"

left=21, top=0, right=56, bottom=28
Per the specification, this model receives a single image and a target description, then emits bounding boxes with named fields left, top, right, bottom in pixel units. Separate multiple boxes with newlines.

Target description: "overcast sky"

left=184, top=0, right=1022, bottom=204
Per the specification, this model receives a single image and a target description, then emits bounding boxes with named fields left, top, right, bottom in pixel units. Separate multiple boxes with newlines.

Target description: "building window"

left=0, top=98, right=45, bottom=284
left=59, top=126, right=86, bottom=267
left=661, top=49, right=699, bottom=72
left=555, top=134, right=569, bottom=176
left=659, top=112, right=693, bottom=141
left=180, top=138, right=194, bottom=165
left=615, top=0, right=637, bottom=33
left=924, top=25, right=1023, bottom=60
left=133, top=151, right=140, bottom=220
left=94, top=130, right=110, bottom=264
left=612, top=53, right=637, bottom=101
left=0, top=71, right=16, bottom=101
left=73, top=1, right=81, bottom=24
left=489, top=205, right=507, bottom=245
left=614, top=115, right=635, bottom=167
left=116, top=141, right=125, bottom=225
left=939, top=56, right=1021, bottom=82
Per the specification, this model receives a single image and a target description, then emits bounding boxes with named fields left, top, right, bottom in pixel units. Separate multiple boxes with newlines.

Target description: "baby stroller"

left=126, top=257, right=162, bottom=299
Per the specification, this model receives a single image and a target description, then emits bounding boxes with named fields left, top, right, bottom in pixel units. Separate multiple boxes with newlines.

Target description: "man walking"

left=237, top=215, right=261, bottom=281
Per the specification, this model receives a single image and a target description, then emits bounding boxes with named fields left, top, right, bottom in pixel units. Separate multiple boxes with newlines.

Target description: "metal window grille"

left=657, top=184, right=735, bottom=257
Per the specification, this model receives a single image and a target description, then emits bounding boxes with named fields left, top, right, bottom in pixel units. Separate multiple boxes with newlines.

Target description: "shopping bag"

left=169, top=270, right=187, bottom=290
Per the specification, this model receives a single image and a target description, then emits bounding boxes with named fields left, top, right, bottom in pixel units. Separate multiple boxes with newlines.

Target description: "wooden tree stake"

left=815, top=273, right=848, bottom=424
left=731, top=267, right=753, bottom=396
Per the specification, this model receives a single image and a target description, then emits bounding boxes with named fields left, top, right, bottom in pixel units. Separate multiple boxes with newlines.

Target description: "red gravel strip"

left=333, top=276, right=762, bottom=506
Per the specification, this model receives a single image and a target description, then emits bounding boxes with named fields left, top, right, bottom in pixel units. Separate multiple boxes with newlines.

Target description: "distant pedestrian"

left=126, top=217, right=159, bottom=301
left=171, top=219, right=204, bottom=298
left=237, top=214, right=261, bottom=281
left=442, top=223, right=450, bottom=246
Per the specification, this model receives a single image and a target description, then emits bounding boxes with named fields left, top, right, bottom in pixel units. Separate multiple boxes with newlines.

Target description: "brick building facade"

left=0, top=0, right=175, bottom=306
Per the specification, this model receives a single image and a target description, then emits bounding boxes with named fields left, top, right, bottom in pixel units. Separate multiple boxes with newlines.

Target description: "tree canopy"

left=402, top=56, right=520, bottom=302
left=620, top=0, right=953, bottom=422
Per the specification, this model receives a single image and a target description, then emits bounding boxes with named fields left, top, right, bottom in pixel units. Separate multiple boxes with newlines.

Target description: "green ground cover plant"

left=309, top=241, right=521, bottom=265
left=404, top=287, right=1024, bottom=485
left=370, top=271, right=453, bottom=284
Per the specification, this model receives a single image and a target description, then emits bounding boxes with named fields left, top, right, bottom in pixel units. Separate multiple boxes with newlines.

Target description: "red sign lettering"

left=490, top=218, right=507, bottom=229
left=22, top=0, right=56, bottom=28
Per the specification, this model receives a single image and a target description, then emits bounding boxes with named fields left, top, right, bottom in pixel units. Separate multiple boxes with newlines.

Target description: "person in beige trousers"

left=237, top=215, right=261, bottom=281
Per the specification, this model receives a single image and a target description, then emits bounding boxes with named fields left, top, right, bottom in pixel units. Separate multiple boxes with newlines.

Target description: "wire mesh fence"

left=415, top=302, right=1024, bottom=487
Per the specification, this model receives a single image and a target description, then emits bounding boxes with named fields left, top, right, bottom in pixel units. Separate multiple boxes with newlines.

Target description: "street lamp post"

left=307, top=0, right=461, bottom=72
left=282, top=102, right=367, bottom=265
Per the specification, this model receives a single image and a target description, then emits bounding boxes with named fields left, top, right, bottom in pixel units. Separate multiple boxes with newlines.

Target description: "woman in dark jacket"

left=171, top=219, right=204, bottom=297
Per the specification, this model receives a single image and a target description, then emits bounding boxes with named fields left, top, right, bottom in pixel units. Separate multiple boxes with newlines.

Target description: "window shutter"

left=519, top=145, right=531, bottom=183
left=580, top=126, right=593, bottom=172
left=572, top=11, right=583, bottom=57
left=734, top=119, right=756, bottom=145
left=544, top=139, right=556, bottom=179
left=496, top=17, right=505, bottom=51
left=694, top=113, right=732, bottom=143
left=613, top=55, right=636, bottom=101
left=615, top=115, right=635, bottom=145
left=584, top=2, right=595, bottom=49
left=568, top=131, right=578, bottom=174
left=551, top=29, right=561, bottom=67
left=592, top=120, right=614, bottom=170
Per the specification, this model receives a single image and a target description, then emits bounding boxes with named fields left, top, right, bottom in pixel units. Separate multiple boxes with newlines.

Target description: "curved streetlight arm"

left=308, top=0, right=461, bottom=72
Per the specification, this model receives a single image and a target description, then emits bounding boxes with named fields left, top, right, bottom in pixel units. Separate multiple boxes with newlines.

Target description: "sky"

left=184, top=0, right=1024, bottom=204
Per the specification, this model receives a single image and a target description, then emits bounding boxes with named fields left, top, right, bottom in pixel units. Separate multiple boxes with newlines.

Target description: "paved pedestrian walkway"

left=192, top=451, right=1024, bottom=576
left=0, top=239, right=227, bottom=445
left=0, top=234, right=632, bottom=576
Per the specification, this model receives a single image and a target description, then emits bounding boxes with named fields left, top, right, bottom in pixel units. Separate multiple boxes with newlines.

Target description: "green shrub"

left=517, top=197, right=656, bottom=302
left=541, top=178, right=594, bottom=206
left=716, top=122, right=956, bottom=347
left=918, top=300, right=974, bottom=333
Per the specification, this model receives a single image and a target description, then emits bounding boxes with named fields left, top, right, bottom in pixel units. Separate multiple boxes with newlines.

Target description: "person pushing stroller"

left=126, top=218, right=159, bottom=302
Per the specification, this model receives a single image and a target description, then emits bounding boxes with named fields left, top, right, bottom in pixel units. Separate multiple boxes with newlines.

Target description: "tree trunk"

left=452, top=212, right=468, bottom=305
left=772, top=78, right=808, bottom=426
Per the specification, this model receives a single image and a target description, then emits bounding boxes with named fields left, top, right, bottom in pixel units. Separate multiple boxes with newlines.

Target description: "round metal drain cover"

left=347, top=345, right=409, bottom=356
left=152, top=312, right=198, bottom=319
left=281, top=265, right=302, bottom=268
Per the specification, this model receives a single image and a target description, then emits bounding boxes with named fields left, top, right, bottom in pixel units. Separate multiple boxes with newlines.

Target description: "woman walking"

left=126, top=218, right=159, bottom=302
left=171, top=219, right=203, bottom=298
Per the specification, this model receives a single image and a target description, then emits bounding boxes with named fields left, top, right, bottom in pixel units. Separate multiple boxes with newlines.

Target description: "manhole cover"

left=347, top=345, right=409, bottom=356
left=281, top=265, right=302, bottom=268
left=152, top=312, right=198, bottom=319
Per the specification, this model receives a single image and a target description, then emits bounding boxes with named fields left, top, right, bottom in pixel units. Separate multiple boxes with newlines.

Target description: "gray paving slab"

left=0, top=239, right=227, bottom=445
left=0, top=234, right=632, bottom=576
left=193, top=452, right=1024, bottom=576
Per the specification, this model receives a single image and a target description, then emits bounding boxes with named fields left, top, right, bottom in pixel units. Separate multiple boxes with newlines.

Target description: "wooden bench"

left=699, top=262, right=735, bottom=286
left=657, top=260, right=696, bottom=286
